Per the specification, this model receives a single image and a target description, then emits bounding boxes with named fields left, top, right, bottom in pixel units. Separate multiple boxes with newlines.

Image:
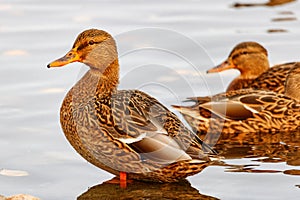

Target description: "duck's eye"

left=89, top=40, right=95, bottom=45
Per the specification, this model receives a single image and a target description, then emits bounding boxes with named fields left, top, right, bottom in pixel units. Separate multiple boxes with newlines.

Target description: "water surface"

left=0, top=0, right=300, bottom=199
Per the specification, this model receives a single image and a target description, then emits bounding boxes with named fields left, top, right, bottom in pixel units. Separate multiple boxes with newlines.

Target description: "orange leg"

left=104, top=172, right=132, bottom=188
left=120, top=171, right=127, bottom=188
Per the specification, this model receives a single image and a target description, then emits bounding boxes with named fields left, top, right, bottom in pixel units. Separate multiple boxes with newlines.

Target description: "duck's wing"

left=121, top=132, right=194, bottom=164
left=173, top=90, right=277, bottom=121
left=173, top=100, right=257, bottom=121
left=184, top=96, right=212, bottom=104
left=108, top=90, right=214, bottom=161
left=188, top=89, right=262, bottom=103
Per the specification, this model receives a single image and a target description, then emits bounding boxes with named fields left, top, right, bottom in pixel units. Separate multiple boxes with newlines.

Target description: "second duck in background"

left=207, top=41, right=296, bottom=93
left=173, top=63, right=300, bottom=143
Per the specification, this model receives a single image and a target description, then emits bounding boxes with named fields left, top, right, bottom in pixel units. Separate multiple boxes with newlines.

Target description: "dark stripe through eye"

left=77, top=43, right=87, bottom=51
left=76, top=41, right=102, bottom=51
left=231, top=51, right=256, bottom=60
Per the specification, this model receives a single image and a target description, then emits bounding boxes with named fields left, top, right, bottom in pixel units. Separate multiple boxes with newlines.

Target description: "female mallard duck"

left=173, top=63, right=300, bottom=144
left=207, top=41, right=296, bottom=93
left=47, top=29, right=216, bottom=183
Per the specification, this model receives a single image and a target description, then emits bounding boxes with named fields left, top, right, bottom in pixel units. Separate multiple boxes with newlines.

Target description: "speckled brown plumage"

left=249, top=63, right=294, bottom=93
left=207, top=41, right=296, bottom=93
left=173, top=63, right=300, bottom=144
left=47, top=29, right=216, bottom=182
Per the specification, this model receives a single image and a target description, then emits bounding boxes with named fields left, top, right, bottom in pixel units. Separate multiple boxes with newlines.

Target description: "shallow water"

left=0, top=0, right=300, bottom=199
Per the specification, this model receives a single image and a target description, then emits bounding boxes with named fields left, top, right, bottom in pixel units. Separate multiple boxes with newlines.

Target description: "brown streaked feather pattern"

left=173, top=89, right=300, bottom=145
left=61, top=71, right=212, bottom=181
left=249, top=62, right=295, bottom=93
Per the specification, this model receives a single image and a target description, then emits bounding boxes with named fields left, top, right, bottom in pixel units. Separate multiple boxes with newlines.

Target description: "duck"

left=172, top=63, right=300, bottom=144
left=47, top=29, right=216, bottom=183
left=207, top=41, right=296, bottom=93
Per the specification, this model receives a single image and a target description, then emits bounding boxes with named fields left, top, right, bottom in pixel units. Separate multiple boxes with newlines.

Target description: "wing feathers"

left=129, top=133, right=192, bottom=164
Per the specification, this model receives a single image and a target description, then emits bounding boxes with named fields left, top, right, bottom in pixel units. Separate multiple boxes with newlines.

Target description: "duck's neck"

left=72, top=59, right=119, bottom=103
left=239, top=56, right=270, bottom=79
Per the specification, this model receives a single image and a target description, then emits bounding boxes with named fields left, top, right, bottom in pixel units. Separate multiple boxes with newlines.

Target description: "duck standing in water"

left=173, top=63, right=300, bottom=142
left=47, top=29, right=216, bottom=183
left=207, top=41, right=296, bottom=93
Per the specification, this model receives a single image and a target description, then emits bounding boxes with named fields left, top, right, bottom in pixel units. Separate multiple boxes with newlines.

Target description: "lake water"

left=0, top=0, right=299, bottom=199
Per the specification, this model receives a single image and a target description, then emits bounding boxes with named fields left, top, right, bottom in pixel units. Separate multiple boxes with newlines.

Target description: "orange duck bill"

left=47, top=50, right=81, bottom=68
left=206, top=60, right=236, bottom=73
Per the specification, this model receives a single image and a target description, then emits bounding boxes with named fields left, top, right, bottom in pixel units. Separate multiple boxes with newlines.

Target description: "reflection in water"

left=232, top=0, right=296, bottom=8
left=278, top=11, right=295, bottom=15
left=77, top=179, right=219, bottom=200
left=267, top=29, right=288, bottom=33
left=232, top=0, right=298, bottom=33
left=272, top=10, right=297, bottom=22
left=272, top=17, right=297, bottom=22
left=209, top=130, right=300, bottom=175
left=284, top=169, right=300, bottom=175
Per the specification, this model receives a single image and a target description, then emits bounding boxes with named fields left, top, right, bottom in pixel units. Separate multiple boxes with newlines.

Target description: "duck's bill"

left=47, top=50, right=80, bottom=68
left=206, top=60, right=235, bottom=73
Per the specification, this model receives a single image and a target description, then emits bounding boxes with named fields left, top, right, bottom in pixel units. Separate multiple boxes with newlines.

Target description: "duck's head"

left=47, top=29, right=118, bottom=71
left=285, top=62, right=300, bottom=101
left=207, top=42, right=270, bottom=78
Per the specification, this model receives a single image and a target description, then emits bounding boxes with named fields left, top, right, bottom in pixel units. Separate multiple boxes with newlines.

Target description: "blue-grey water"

left=0, top=1, right=300, bottom=199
